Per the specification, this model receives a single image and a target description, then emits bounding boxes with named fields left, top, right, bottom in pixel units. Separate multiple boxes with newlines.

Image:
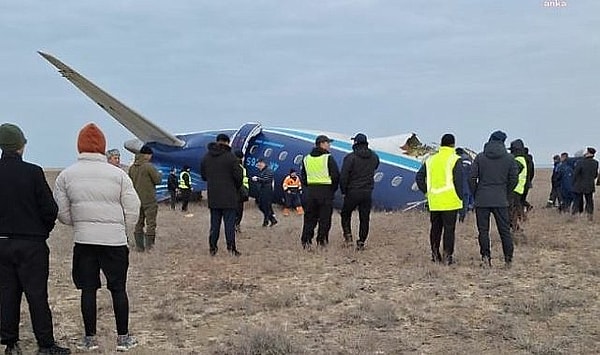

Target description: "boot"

left=134, top=233, right=145, bottom=252
left=296, top=206, right=304, bottom=215
left=145, top=235, right=155, bottom=250
left=283, top=208, right=290, bottom=216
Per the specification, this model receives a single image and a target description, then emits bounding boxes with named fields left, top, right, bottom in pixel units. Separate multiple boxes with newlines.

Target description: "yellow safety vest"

left=241, top=165, right=249, bottom=189
left=514, top=156, right=527, bottom=195
left=179, top=171, right=191, bottom=190
left=303, top=154, right=332, bottom=185
left=425, top=146, right=463, bottom=211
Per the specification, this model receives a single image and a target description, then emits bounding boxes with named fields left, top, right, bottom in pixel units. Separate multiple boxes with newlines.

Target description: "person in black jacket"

left=571, top=147, right=599, bottom=220
left=522, top=147, right=535, bottom=212
left=251, top=159, right=278, bottom=227
left=470, top=130, right=519, bottom=268
left=546, top=155, right=561, bottom=208
left=300, top=135, right=340, bottom=248
left=0, top=123, right=71, bottom=355
left=339, top=133, right=380, bottom=250
left=167, top=167, right=178, bottom=210
left=200, top=134, right=243, bottom=256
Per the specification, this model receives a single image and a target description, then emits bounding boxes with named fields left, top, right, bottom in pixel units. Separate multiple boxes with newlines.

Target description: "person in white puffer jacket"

left=54, top=123, right=141, bottom=352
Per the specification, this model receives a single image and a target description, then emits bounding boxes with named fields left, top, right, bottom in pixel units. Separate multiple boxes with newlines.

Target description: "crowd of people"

left=1, top=121, right=597, bottom=354
left=416, top=130, right=597, bottom=269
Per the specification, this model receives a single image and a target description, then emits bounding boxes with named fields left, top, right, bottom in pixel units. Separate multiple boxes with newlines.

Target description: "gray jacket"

left=470, top=141, right=519, bottom=208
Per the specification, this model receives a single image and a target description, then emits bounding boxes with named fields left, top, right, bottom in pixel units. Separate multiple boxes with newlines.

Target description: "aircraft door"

left=231, top=122, right=262, bottom=156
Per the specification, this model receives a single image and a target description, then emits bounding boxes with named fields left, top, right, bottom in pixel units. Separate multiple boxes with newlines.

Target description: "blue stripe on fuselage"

left=266, top=128, right=422, bottom=172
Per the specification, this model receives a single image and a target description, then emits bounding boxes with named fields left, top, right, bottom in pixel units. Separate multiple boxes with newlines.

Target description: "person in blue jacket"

left=455, top=147, right=473, bottom=222
left=556, top=152, right=575, bottom=213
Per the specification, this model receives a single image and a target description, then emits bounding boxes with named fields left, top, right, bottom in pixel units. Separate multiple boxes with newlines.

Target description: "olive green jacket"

left=128, top=154, right=162, bottom=205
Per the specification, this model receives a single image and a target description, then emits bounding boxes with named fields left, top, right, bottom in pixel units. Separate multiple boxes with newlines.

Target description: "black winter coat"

left=470, top=141, right=519, bottom=208
left=572, top=156, right=598, bottom=194
left=340, top=144, right=380, bottom=195
left=200, top=143, right=243, bottom=209
left=0, top=152, right=58, bottom=240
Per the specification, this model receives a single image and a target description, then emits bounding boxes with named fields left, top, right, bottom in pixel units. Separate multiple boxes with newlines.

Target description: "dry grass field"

left=12, top=169, right=600, bottom=354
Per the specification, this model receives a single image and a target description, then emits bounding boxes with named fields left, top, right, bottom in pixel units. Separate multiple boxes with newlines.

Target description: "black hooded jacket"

left=470, top=141, right=519, bottom=208
left=300, top=146, right=340, bottom=196
left=200, top=142, right=243, bottom=209
left=340, top=143, right=380, bottom=195
left=0, top=151, right=58, bottom=240
left=572, top=156, right=599, bottom=194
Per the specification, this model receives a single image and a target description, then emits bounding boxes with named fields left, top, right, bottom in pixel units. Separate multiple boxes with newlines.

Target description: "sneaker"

left=262, top=221, right=269, bottom=227
left=270, top=217, right=278, bottom=227
left=481, top=256, right=492, bottom=268
left=5, top=343, right=22, bottom=355
left=37, top=344, right=71, bottom=355
left=76, top=336, right=99, bottom=351
left=302, top=242, right=312, bottom=251
left=116, top=335, right=138, bottom=352
left=230, top=249, right=242, bottom=257
left=446, top=255, right=454, bottom=265
left=209, top=248, right=218, bottom=256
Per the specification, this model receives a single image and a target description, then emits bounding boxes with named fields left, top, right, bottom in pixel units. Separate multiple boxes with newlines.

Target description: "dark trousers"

left=0, top=239, right=55, bottom=348
left=301, top=195, right=333, bottom=245
left=548, top=186, right=560, bottom=206
left=509, top=192, right=524, bottom=231
left=209, top=208, right=237, bottom=251
left=169, top=189, right=177, bottom=210
left=475, top=207, right=513, bottom=262
left=572, top=192, right=594, bottom=215
left=560, top=190, right=573, bottom=213
left=72, top=244, right=129, bottom=336
left=340, top=190, right=372, bottom=242
left=429, top=210, right=458, bottom=260
left=235, top=201, right=244, bottom=227
left=180, top=189, right=191, bottom=212
left=284, top=192, right=302, bottom=209
left=258, top=193, right=275, bottom=223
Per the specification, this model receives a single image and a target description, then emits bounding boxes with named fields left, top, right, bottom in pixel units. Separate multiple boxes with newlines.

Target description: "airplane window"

left=264, top=148, right=273, bottom=158
left=374, top=172, right=384, bottom=183
left=249, top=145, right=258, bottom=154
left=293, top=154, right=303, bottom=165
left=279, top=151, right=288, bottom=161
left=411, top=182, right=420, bottom=191
left=391, top=176, right=403, bottom=187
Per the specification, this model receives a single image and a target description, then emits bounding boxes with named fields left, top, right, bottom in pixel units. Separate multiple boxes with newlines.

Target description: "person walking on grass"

left=128, top=144, right=161, bottom=252
left=201, top=134, right=243, bottom=256
left=415, top=133, right=462, bottom=265
left=470, top=130, right=519, bottom=268
left=252, top=158, right=278, bottom=227
left=340, top=133, right=380, bottom=251
left=54, top=123, right=140, bottom=352
left=0, top=123, right=71, bottom=355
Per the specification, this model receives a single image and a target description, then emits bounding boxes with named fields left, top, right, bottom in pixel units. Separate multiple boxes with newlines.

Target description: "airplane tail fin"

left=38, top=51, right=185, bottom=147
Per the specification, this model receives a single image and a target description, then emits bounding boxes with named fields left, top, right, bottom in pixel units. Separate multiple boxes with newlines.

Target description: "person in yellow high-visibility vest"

left=179, top=165, right=192, bottom=213
left=415, top=134, right=463, bottom=265
left=508, top=139, right=527, bottom=235
left=300, top=135, right=340, bottom=249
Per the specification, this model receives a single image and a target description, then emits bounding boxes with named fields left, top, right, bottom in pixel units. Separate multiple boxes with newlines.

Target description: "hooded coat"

left=470, top=140, right=519, bottom=208
left=200, top=142, right=243, bottom=209
left=340, top=143, right=380, bottom=194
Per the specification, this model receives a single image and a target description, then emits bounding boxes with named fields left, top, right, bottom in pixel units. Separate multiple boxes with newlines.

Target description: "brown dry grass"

left=12, top=169, right=600, bottom=354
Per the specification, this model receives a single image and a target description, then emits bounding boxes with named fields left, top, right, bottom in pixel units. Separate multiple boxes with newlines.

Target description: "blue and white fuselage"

left=39, top=52, right=427, bottom=211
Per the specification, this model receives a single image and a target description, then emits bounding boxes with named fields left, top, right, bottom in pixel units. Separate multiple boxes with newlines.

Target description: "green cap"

left=0, top=123, right=27, bottom=151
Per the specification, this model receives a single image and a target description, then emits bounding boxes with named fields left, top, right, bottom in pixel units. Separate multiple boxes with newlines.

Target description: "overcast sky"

left=1, top=0, right=598, bottom=168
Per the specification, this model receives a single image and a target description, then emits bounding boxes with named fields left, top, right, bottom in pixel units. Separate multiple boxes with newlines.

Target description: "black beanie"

left=440, top=133, right=455, bottom=147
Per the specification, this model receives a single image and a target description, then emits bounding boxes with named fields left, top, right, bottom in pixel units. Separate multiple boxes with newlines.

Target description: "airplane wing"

left=38, top=51, right=185, bottom=147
